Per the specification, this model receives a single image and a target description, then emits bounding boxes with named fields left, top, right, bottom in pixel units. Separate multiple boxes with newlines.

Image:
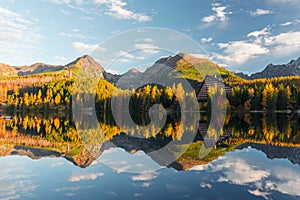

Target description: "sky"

left=0, top=0, right=300, bottom=74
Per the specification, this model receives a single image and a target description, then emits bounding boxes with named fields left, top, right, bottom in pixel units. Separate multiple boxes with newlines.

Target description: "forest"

left=228, top=76, right=300, bottom=112
left=1, top=74, right=300, bottom=113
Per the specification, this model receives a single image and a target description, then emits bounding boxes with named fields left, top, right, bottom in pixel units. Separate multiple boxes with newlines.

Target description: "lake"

left=0, top=112, right=300, bottom=200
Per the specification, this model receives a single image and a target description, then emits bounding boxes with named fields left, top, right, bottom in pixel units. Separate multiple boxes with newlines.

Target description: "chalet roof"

left=196, top=75, right=232, bottom=102
left=196, top=75, right=231, bottom=94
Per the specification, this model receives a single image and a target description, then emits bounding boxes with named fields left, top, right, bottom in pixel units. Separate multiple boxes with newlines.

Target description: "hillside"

left=16, top=63, right=64, bottom=76
left=65, top=55, right=105, bottom=78
left=117, top=53, right=241, bottom=89
left=0, top=64, right=17, bottom=77
left=156, top=53, right=239, bottom=81
left=0, top=55, right=120, bottom=84
left=66, top=55, right=121, bottom=83
left=0, top=53, right=239, bottom=91
left=236, top=57, right=300, bottom=80
left=0, top=62, right=64, bottom=77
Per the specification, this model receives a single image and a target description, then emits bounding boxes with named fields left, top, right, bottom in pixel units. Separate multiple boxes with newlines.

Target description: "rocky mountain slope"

left=117, top=53, right=238, bottom=89
left=0, top=63, right=17, bottom=77
left=237, top=142, right=300, bottom=165
left=236, top=57, right=300, bottom=80
left=0, top=55, right=120, bottom=83
left=16, top=63, right=64, bottom=76
left=0, top=62, right=64, bottom=77
left=2, top=54, right=300, bottom=82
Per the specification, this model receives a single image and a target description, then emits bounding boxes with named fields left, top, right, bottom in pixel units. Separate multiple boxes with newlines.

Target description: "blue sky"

left=0, top=0, right=300, bottom=74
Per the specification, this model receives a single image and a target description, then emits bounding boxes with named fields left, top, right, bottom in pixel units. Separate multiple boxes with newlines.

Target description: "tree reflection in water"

left=0, top=112, right=299, bottom=170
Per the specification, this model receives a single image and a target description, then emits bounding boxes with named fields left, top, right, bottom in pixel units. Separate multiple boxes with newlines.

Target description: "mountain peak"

left=66, top=55, right=105, bottom=78
left=70, top=54, right=98, bottom=65
left=178, top=52, right=192, bottom=57
left=238, top=56, right=300, bottom=80
left=127, top=68, right=141, bottom=74
left=287, top=57, right=300, bottom=69
left=78, top=54, right=93, bottom=60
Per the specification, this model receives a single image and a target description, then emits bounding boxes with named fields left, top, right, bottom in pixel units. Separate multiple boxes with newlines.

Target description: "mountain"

left=65, top=55, right=105, bottom=78
left=0, top=55, right=121, bottom=83
left=237, top=142, right=300, bottom=166
left=2, top=54, right=300, bottom=82
left=236, top=57, right=300, bottom=80
left=0, top=62, right=64, bottom=77
left=0, top=64, right=17, bottom=77
left=116, top=53, right=239, bottom=90
left=16, top=63, right=64, bottom=76
left=0, top=144, right=97, bottom=168
left=0, top=53, right=238, bottom=85
left=156, top=53, right=239, bottom=81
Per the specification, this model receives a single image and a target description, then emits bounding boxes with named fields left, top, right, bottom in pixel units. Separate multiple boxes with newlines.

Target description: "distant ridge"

left=236, top=57, right=300, bottom=80
left=0, top=53, right=238, bottom=85
left=0, top=55, right=121, bottom=83
left=2, top=54, right=300, bottom=81
left=0, top=62, right=63, bottom=77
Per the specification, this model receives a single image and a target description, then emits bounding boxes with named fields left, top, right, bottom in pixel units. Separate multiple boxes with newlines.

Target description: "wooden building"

left=196, top=75, right=232, bottom=102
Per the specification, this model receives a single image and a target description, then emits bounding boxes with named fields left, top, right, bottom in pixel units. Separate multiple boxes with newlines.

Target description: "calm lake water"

left=0, top=112, right=300, bottom=200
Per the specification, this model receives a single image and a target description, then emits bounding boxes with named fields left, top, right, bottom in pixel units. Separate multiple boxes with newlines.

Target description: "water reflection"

left=1, top=112, right=300, bottom=199
left=0, top=112, right=300, bottom=170
left=1, top=147, right=300, bottom=200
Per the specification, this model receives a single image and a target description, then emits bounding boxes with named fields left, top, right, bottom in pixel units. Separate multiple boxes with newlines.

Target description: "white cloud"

left=0, top=161, right=38, bottom=200
left=247, top=27, right=271, bottom=44
left=118, top=51, right=134, bottom=59
left=131, top=171, right=158, bottom=181
left=54, top=186, right=94, bottom=192
left=59, top=32, right=97, bottom=39
left=216, top=158, right=270, bottom=185
left=201, top=37, right=213, bottom=43
left=134, top=43, right=160, bottom=54
left=191, top=53, right=210, bottom=59
left=247, top=27, right=271, bottom=38
left=44, top=0, right=60, bottom=4
left=266, top=31, right=300, bottom=56
left=94, top=0, right=151, bottom=22
left=115, top=51, right=145, bottom=61
left=60, top=8, right=71, bottom=15
left=200, top=183, right=212, bottom=189
left=45, top=0, right=151, bottom=22
left=212, top=3, right=221, bottom=7
left=202, top=15, right=216, bottom=23
left=106, top=69, right=120, bottom=74
left=45, top=0, right=87, bottom=5
left=68, top=172, right=104, bottom=182
left=212, top=40, right=269, bottom=66
left=211, top=27, right=300, bottom=68
left=268, top=0, right=299, bottom=3
left=202, top=4, right=232, bottom=24
left=190, top=164, right=209, bottom=171
left=248, top=189, right=270, bottom=199
left=133, top=193, right=142, bottom=197
left=0, top=7, right=41, bottom=62
left=276, top=179, right=300, bottom=196
left=280, top=19, right=300, bottom=26
left=72, top=42, right=107, bottom=53
left=250, top=9, right=274, bottom=16
left=280, top=21, right=294, bottom=26
left=144, top=38, right=153, bottom=42
left=196, top=148, right=300, bottom=198
left=213, top=6, right=231, bottom=21
left=141, top=182, right=152, bottom=187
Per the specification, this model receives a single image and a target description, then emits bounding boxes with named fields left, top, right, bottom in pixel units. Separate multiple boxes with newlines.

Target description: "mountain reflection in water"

left=1, top=112, right=300, bottom=200
left=0, top=112, right=299, bottom=170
